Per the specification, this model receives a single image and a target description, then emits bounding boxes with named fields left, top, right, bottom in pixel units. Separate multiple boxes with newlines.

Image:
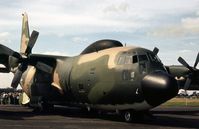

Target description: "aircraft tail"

left=20, top=12, right=30, bottom=55
left=0, top=12, right=40, bottom=89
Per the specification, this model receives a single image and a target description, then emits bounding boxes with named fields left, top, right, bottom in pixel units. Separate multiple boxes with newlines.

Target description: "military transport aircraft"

left=0, top=13, right=198, bottom=122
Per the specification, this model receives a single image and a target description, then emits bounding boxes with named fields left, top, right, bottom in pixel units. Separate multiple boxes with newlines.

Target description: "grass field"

left=163, top=98, right=199, bottom=107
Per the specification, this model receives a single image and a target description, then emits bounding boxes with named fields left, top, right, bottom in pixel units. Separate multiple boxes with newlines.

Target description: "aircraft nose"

left=141, top=71, right=179, bottom=106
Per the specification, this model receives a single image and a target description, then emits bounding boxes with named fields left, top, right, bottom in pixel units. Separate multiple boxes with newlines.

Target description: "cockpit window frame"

left=117, top=55, right=126, bottom=65
left=147, top=52, right=162, bottom=63
left=117, top=52, right=150, bottom=65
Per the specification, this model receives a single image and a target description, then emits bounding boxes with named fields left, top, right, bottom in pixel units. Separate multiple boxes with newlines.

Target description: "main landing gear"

left=30, top=96, right=54, bottom=112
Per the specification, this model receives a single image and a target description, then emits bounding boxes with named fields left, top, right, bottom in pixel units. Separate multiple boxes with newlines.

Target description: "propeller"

left=178, top=57, right=194, bottom=72
left=11, top=30, right=39, bottom=89
left=178, top=52, right=199, bottom=94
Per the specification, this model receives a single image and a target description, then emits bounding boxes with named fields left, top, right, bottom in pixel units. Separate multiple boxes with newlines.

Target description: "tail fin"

left=20, top=12, right=30, bottom=55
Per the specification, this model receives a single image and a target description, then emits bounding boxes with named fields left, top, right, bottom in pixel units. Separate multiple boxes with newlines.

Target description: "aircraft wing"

left=165, top=65, right=190, bottom=77
left=0, top=45, right=67, bottom=73
left=29, top=54, right=67, bottom=66
left=27, top=54, right=68, bottom=74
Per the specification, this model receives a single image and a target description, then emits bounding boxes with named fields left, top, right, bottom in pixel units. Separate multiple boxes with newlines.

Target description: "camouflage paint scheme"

left=20, top=46, right=170, bottom=111
left=20, top=13, right=30, bottom=55
left=0, top=13, right=198, bottom=118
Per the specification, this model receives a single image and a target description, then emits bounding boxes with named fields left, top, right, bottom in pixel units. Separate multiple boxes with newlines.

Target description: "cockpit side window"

left=124, top=56, right=132, bottom=64
left=138, top=55, right=148, bottom=62
left=117, top=53, right=149, bottom=65
left=132, top=55, right=138, bottom=63
left=118, top=56, right=125, bottom=65
left=117, top=54, right=133, bottom=65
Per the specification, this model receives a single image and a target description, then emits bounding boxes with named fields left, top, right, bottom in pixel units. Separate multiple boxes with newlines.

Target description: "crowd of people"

left=0, top=92, right=21, bottom=105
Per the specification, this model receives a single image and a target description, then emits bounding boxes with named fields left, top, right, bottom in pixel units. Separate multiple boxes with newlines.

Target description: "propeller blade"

left=184, top=77, right=191, bottom=90
left=194, top=52, right=199, bottom=68
left=25, top=30, right=39, bottom=55
left=184, top=77, right=191, bottom=94
left=178, top=57, right=194, bottom=72
left=11, top=63, right=27, bottom=88
left=153, top=47, right=159, bottom=55
left=11, top=68, right=23, bottom=88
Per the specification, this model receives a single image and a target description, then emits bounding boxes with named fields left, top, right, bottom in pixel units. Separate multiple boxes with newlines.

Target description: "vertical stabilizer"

left=20, top=12, right=30, bottom=55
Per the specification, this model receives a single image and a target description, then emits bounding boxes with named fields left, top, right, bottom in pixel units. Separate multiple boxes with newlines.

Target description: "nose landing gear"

left=123, top=111, right=133, bottom=122
left=120, top=110, right=155, bottom=122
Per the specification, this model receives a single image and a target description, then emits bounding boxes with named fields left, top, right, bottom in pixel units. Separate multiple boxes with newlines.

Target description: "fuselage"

left=20, top=46, right=178, bottom=111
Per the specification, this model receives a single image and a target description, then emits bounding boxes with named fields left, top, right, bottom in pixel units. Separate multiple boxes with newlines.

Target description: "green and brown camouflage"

left=20, top=66, right=36, bottom=97
left=0, top=13, right=198, bottom=122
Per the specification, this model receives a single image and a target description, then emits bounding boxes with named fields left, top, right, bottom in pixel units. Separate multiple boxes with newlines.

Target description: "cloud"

left=0, top=32, right=12, bottom=44
left=72, top=36, right=88, bottom=43
left=178, top=49, right=192, bottom=53
left=1, top=0, right=199, bottom=35
left=181, top=17, right=199, bottom=32
left=147, top=10, right=199, bottom=38
left=103, top=2, right=129, bottom=13
left=0, top=32, right=10, bottom=38
left=41, top=51, right=72, bottom=56
left=147, top=25, right=184, bottom=38
left=0, top=73, right=13, bottom=88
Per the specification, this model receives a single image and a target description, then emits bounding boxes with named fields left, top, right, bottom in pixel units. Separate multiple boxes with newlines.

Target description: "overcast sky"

left=0, top=0, right=199, bottom=88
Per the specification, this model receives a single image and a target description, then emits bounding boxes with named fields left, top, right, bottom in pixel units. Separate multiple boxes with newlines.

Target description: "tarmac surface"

left=0, top=105, right=198, bottom=129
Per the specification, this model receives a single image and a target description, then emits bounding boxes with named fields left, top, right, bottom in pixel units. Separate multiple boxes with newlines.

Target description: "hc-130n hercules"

left=0, top=13, right=198, bottom=122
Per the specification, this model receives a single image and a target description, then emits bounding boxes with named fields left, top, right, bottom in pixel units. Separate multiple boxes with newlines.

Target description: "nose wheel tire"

left=122, top=111, right=133, bottom=122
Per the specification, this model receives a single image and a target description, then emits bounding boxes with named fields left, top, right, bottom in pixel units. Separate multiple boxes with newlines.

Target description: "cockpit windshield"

left=132, top=55, right=148, bottom=63
left=138, top=55, right=148, bottom=62
left=147, top=52, right=162, bottom=63
left=117, top=53, right=149, bottom=65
